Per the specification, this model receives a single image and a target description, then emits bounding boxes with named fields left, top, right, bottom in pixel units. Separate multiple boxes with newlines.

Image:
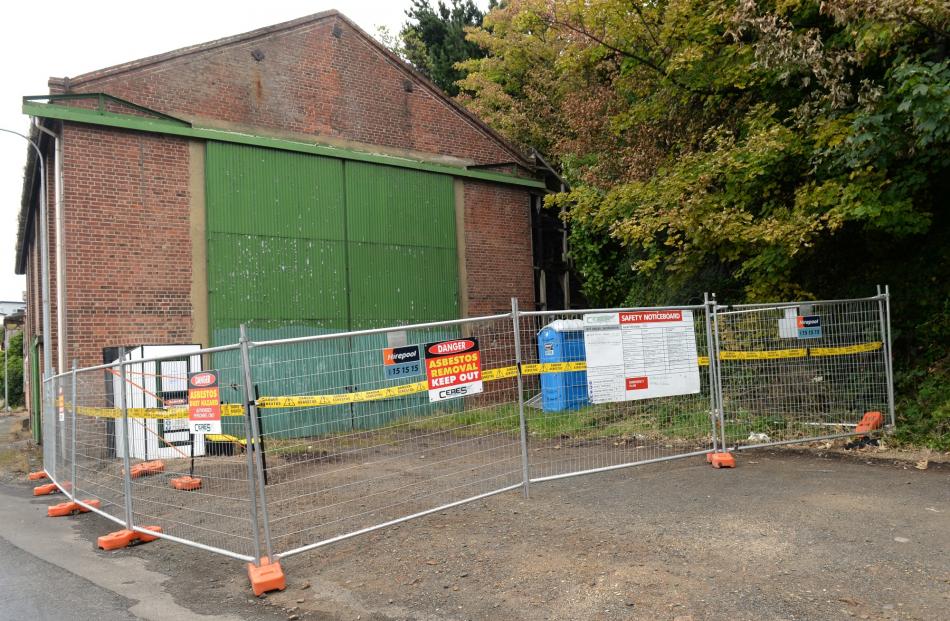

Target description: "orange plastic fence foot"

left=47, top=502, right=75, bottom=517
left=135, top=525, right=163, bottom=543
left=97, top=525, right=163, bottom=550
left=170, top=475, right=202, bottom=491
left=33, top=483, right=59, bottom=496
left=855, top=411, right=884, bottom=434
left=707, top=452, right=736, bottom=468
left=127, top=460, right=166, bottom=479
left=28, top=471, right=48, bottom=481
left=98, top=529, right=137, bottom=550
left=47, top=499, right=101, bottom=517
left=76, top=499, right=101, bottom=513
left=247, top=557, right=286, bottom=596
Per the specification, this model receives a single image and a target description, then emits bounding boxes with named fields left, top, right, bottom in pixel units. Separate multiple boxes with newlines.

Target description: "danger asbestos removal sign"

left=187, top=369, right=222, bottom=434
left=424, top=338, right=483, bottom=402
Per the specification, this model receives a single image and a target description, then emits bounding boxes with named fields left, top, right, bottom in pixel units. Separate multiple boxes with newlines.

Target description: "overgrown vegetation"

left=388, top=0, right=499, bottom=96
left=445, top=0, right=948, bottom=449
left=1, top=332, right=24, bottom=409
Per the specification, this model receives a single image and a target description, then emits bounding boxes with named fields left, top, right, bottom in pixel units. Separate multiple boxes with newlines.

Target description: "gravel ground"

left=74, top=447, right=950, bottom=621
left=5, top=411, right=948, bottom=620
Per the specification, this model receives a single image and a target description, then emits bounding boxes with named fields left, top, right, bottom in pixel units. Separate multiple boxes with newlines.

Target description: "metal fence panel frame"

left=35, top=290, right=895, bottom=568
left=717, top=293, right=892, bottom=451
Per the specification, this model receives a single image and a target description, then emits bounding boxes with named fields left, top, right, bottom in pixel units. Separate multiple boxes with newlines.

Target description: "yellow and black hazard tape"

left=520, top=361, right=587, bottom=375
left=71, top=341, right=882, bottom=417
left=75, top=404, right=246, bottom=419
left=719, top=348, right=807, bottom=361
left=809, top=341, right=883, bottom=357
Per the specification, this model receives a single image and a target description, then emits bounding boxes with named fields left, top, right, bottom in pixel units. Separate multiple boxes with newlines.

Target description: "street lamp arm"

left=1, top=125, right=54, bottom=388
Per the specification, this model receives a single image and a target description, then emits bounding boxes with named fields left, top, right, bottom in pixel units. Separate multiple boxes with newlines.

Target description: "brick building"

left=14, top=11, right=574, bottom=405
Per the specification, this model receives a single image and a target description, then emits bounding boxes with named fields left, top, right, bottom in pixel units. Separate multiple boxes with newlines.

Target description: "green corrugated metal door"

left=345, top=161, right=459, bottom=328
left=205, top=144, right=460, bottom=436
left=206, top=142, right=348, bottom=343
left=343, top=162, right=460, bottom=429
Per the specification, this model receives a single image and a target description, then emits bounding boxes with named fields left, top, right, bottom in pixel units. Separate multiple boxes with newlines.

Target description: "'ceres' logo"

left=189, top=372, right=216, bottom=387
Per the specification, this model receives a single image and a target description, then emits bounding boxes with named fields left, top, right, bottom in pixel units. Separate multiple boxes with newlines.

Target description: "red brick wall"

left=58, top=15, right=521, bottom=168
left=60, top=124, right=193, bottom=368
left=21, top=14, right=540, bottom=371
left=464, top=181, right=536, bottom=316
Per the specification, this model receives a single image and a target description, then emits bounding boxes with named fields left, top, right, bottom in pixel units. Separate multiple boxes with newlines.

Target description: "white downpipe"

left=35, top=122, right=65, bottom=373
left=54, top=133, right=65, bottom=374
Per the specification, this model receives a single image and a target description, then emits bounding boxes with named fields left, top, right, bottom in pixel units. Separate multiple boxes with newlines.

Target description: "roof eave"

left=14, top=123, right=46, bottom=276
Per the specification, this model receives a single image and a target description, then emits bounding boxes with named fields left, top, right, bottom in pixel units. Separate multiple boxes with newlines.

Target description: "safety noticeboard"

left=187, top=370, right=222, bottom=434
left=583, top=310, right=701, bottom=404
left=424, top=338, right=483, bottom=402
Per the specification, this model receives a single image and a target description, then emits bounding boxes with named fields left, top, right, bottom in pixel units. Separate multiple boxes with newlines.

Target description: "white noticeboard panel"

left=583, top=309, right=701, bottom=404
left=778, top=307, right=799, bottom=339
left=113, top=345, right=205, bottom=461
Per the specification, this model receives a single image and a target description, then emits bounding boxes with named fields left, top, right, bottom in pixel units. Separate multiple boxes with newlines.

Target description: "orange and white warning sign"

left=424, top=338, right=483, bottom=402
left=187, top=370, right=222, bottom=434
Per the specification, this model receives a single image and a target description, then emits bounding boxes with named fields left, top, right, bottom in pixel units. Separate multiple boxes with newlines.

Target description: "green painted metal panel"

left=343, top=162, right=460, bottom=430
left=206, top=142, right=348, bottom=341
left=207, top=143, right=346, bottom=240
left=206, top=147, right=462, bottom=438
left=208, top=235, right=348, bottom=324
left=347, top=244, right=459, bottom=326
left=345, top=162, right=459, bottom=328
left=207, top=143, right=351, bottom=438
left=345, top=162, right=456, bottom=247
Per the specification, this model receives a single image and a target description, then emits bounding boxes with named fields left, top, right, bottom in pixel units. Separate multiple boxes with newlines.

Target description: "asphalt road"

left=0, top=535, right=138, bottom=621
left=0, top=481, right=287, bottom=621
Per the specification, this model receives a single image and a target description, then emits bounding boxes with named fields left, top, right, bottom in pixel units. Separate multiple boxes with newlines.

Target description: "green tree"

left=462, top=0, right=950, bottom=447
left=400, top=0, right=496, bottom=95
left=1, top=332, right=25, bottom=409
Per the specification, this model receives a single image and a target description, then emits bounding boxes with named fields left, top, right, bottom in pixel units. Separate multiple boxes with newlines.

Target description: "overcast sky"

left=0, top=1, right=484, bottom=302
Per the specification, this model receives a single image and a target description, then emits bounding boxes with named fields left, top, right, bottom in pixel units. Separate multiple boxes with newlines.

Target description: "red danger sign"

left=188, top=369, right=221, bottom=433
left=424, top=338, right=483, bottom=402
left=619, top=310, right=683, bottom=324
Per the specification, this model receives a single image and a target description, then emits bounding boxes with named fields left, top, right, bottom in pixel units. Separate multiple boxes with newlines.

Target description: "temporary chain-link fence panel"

left=715, top=295, right=892, bottom=449
left=41, top=376, right=56, bottom=485
left=37, top=291, right=895, bottom=569
left=72, top=362, right=129, bottom=526
left=518, top=304, right=719, bottom=482
left=246, top=314, right=526, bottom=559
left=118, top=349, right=261, bottom=561
left=53, top=371, right=73, bottom=497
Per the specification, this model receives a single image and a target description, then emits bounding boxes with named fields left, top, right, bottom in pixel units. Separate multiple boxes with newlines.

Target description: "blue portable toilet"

left=537, top=320, right=588, bottom=411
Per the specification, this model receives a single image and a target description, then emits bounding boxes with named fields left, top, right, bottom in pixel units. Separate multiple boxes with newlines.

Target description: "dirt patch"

left=42, top=450, right=943, bottom=621
left=772, top=436, right=950, bottom=470
left=5, top=417, right=948, bottom=620
left=0, top=411, right=40, bottom=482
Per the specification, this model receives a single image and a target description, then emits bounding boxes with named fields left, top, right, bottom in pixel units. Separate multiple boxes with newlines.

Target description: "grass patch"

left=0, top=412, right=37, bottom=477
left=400, top=398, right=714, bottom=443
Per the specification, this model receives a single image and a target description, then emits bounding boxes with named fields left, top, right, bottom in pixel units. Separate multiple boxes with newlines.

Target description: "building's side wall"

left=463, top=181, right=536, bottom=316
left=61, top=123, right=193, bottom=367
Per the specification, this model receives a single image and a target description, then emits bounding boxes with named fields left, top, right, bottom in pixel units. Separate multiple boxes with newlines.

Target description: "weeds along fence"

left=38, top=289, right=894, bottom=571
